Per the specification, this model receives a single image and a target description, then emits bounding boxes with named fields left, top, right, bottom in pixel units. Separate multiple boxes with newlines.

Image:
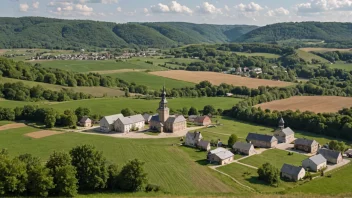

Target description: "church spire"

left=159, top=85, right=167, bottom=109
left=279, top=117, right=285, bottom=129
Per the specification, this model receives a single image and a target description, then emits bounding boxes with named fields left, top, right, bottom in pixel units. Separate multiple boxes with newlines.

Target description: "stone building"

left=246, top=133, right=278, bottom=148
left=318, top=148, right=343, bottom=164
left=79, top=117, right=92, bottom=127
left=194, top=116, right=212, bottom=126
left=294, top=138, right=319, bottom=154
left=233, top=142, right=256, bottom=156
left=281, top=164, right=306, bottom=181
left=302, top=154, right=327, bottom=172
left=274, top=118, right=295, bottom=143
left=208, top=148, right=234, bottom=165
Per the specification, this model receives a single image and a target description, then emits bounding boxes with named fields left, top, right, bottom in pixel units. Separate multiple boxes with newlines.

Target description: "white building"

left=99, top=114, right=124, bottom=132
left=114, top=114, right=145, bottom=133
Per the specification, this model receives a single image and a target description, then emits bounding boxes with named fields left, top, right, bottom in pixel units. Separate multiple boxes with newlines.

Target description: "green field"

left=329, top=61, right=352, bottom=71
left=234, top=52, right=281, bottom=59
left=31, top=60, right=166, bottom=72
left=1, top=77, right=124, bottom=97
left=0, top=97, right=241, bottom=116
left=296, top=50, right=329, bottom=63
left=0, top=126, right=246, bottom=195
left=239, top=149, right=307, bottom=168
left=104, top=72, right=195, bottom=90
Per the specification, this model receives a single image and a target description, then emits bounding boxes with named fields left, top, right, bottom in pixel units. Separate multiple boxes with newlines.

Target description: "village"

left=75, top=86, right=352, bottom=184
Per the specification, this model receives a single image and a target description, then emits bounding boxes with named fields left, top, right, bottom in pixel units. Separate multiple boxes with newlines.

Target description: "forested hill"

left=0, top=17, right=257, bottom=49
left=237, top=22, right=352, bottom=46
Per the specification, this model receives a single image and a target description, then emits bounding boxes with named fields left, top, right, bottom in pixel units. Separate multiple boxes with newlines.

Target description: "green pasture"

left=104, top=72, right=195, bottom=90
left=0, top=97, right=241, bottom=116
left=329, top=61, right=352, bottom=71
left=0, top=126, right=244, bottom=195
left=1, top=77, right=124, bottom=97
left=239, top=149, right=307, bottom=168
left=296, top=50, right=329, bottom=63
left=234, top=52, right=281, bottom=59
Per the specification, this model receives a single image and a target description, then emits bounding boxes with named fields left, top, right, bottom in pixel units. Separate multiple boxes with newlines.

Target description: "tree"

left=188, top=106, right=198, bottom=116
left=107, top=164, right=119, bottom=190
left=181, top=107, right=189, bottom=116
left=118, top=159, right=148, bottom=192
left=75, top=107, right=91, bottom=120
left=44, top=109, right=57, bottom=128
left=227, top=134, right=238, bottom=148
left=328, top=140, right=347, bottom=153
left=69, top=145, right=108, bottom=190
left=203, top=105, right=216, bottom=116
left=46, top=152, right=77, bottom=197
left=125, top=90, right=130, bottom=97
left=257, top=163, right=280, bottom=186
left=121, top=108, right=135, bottom=117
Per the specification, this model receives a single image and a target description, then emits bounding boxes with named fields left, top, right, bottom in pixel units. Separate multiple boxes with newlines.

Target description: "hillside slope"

left=0, top=17, right=257, bottom=49
left=237, top=22, right=352, bottom=45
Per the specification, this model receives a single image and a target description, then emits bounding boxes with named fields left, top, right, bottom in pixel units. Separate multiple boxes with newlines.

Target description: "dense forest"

left=237, top=22, right=352, bottom=47
left=0, top=17, right=257, bottom=49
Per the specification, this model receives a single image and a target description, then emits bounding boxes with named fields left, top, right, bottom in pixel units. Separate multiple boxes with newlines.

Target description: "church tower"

left=278, top=117, right=285, bottom=130
left=158, top=86, right=169, bottom=123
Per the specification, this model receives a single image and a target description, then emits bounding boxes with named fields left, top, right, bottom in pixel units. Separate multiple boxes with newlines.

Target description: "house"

left=246, top=133, right=278, bottom=148
left=185, top=131, right=203, bottom=147
left=318, top=148, right=343, bottom=164
left=188, top=115, right=198, bottom=122
left=143, top=113, right=152, bottom=124
left=208, top=148, right=234, bottom=165
left=281, top=164, right=306, bottom=181
left=226, top=93, right=233, bottom=97
left=274, top=118, right=295, bottom=143
left=345, top=149, right=352, bottom=158
left=99, top=114, right=124, bottom=132
left=150, top=86, right=187, bottom=133
left=302, top=154, right=327, bottom=172
left=232, top=142, right=256, bottom=156
left=198, top=140, right=211, bottom=151
left=253, top=67, right=262, bottom=74
left=194, top=116, right=212, bottom=126
left=294, top=138, right=319, bottom=153
left=79, top=117, right=92, bottom=127
left=114, top=114, right=145, bottom=133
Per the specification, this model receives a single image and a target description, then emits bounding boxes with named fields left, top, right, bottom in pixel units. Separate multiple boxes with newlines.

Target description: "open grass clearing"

left=151, top=71, right=294, bottom=89
left=255, top=96, right=352, bottom=113
left=296, top=50, right=329, bottom=63
left=0, top=126, right=244, bottom=194
left=0, top=121, right=15, bottom=126
left=329, top=61, right=352, bottom=71
left=239, top=149, right=307, bottom=169
left=234, top=52, right=281, bottom=59
left=1, top=77, right=125, bottom=97
left=104, top=72, right=195, bottom=90
left=300, top=48, right=352, bottom=52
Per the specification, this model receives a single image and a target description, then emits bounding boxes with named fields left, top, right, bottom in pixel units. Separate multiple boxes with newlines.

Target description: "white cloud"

left=63, top=5, right=74, bottom=11
left=101, top=0, right=118, bottom=4
left=150, top=3, right=170, bottom=13
left=19, top=3, right=29, bottom=12
left=235, top=2, right=264, bottom=12
left=75, top=4, right=93, bottom=12
left=116, top=7, right=122, bottom=12
left=224, top=5, right=230, bottom=12
left=150, top=1, right=192, bottom=14
left=197, top=2, right=222, bottom=14
left=144, top=8, right=149, bottom=14
left=267, top=7, right=290, bottom=17
left=32, top=1, right=40, bottom=9
left=296, top=0, right=352, bottom=13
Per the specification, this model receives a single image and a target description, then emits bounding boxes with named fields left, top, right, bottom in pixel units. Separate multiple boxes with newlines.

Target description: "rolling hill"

left=0, top=17, right=257, bottom=49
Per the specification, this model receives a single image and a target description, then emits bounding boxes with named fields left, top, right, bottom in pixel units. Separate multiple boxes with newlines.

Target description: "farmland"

left=300, top=47, right=352, bottom=52
left=150, top=71, right=294, bottom=89
left=255, top=96, right=352, bottom=113
left=1, top=77, right=125, bottom=97
left=234, top=52, right=281, bottom=59
left=0, top=97, right=241, bottom=116
left=329, top=61, right=352, bottom=71
left=296, top=49, right=329, bottom=63
left=104, top=72, right=195, bottom=90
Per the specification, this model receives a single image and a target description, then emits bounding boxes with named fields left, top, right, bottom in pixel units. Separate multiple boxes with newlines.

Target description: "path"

left=209, top=166, right=256, bottom=192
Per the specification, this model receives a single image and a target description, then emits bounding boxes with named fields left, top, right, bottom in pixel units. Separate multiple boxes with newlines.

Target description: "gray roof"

left=318, top=148, right=341, bottom=160
left=118, top=114, right=144, bottom=125
left=295, top=138, right=319, bottom=147
left=102, top=114, right=124, bottom=124
left=188, top=115, right=198, bottom=119
left=305, top=154, right=326, bottom=165
left=345, top=149, right=352, bottom=155
left=199, top=140, right=210, bottom=148
left=246, top=133, right=277, bottom=143
left=282, top=127, right=294, bottom=136
left=233, top=142, right=253, bottom=151
left=80, top=117, right=91, bottom=123
left=150, top=115, right=159, bottom=122
left=209, top=147, right=228, bottom=154
left=186, top=131, right=202, bottom=141
left=281, top=164, right=304, bottom=176
left=279, top=117, right=285, bottom=124
left=166, top=115, right=186, bottom=124
left=214, top=150, right=234, bottom=160
left=143, top=113, right=152, bottom=121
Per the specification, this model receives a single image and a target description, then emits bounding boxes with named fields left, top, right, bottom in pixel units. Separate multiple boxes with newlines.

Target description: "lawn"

left=1, top=77, right=124, bottom=97
left=32, top=60, right=166, bottom=72
left=239, top=149, right=307, bottom=168
left=0, top=121, right=14, bottom=126
left=0, top=97, right=241, bottom=116
left=234, top=52, right=281, bottom=59
left=104, top=72, right=195, bottom=90
left=0, top=126, right=244, bottom=195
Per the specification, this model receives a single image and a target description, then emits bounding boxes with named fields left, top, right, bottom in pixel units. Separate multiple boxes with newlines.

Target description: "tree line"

left=0, top=145, right=151, bottom=197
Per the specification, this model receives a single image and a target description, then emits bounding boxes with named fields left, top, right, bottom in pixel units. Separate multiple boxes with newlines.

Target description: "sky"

left=2, top=0, right=352, bottom=25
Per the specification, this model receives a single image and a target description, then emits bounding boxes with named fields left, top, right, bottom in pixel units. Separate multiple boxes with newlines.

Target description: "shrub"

left=145, top=184, right=161, bottom=192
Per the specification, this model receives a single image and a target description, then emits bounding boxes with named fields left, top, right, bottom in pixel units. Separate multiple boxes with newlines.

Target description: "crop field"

left=234, top=52, right=281, bottom=59
left=0, top=97, right=241, bottom=116
left=296, top=49, right=329, bottom=63
left=300, top=47, right=352, bottom=52
left=150, top=71, right=294, bottom=89
left=1, top=77, right=125, bottom=97
left=239, top=149, right=307, bottom=168
left=104, top=72, right=195, bottom=90
left=31, top=60, right=166, bottom=72
left=255, top=96, right=352, bottom=113
left=0, top=126, right=245, bottom=195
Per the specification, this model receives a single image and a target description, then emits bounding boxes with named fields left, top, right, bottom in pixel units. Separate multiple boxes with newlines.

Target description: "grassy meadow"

left=234, top=52, right=281, bottom=59
left=329, top=61, right=352, bottom=71
left=104, top=72, right=195, bottom=90
left=0, top=97, right=241, bottom=116
left=296, top=50, right=329, bottom=63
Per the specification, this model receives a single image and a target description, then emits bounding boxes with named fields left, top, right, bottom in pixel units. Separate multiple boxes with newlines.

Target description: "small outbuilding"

left=233, top=142, right=256, bottom=156
left=294, top=138, right=319, bottom=154
left=194, top=116, right=212, bottom=126
left=302, top=154, right=327, bottom=172
left=188, top=115, right=198, bottom=122
left=281, top=163, right=306, bottom=181
left=318, top=148, right=343, bottom=164
left=345, top=149, right=352, bottom=158
left=246, top=133, right=278, bottom=148
left=185, top=131, right=203, bottom=147
left=198, top=140, right=211, bottom=151
left=208, top=148, right=234, bottom=165
left=79, top=117, right=92, bottom=127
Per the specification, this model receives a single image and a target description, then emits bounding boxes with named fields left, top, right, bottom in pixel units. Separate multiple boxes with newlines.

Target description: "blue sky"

left=2, top=0, right=352, bottom=25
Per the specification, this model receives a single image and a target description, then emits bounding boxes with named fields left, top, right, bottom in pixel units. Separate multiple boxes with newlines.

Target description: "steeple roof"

left=279, top=117, right=285, bottom=124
